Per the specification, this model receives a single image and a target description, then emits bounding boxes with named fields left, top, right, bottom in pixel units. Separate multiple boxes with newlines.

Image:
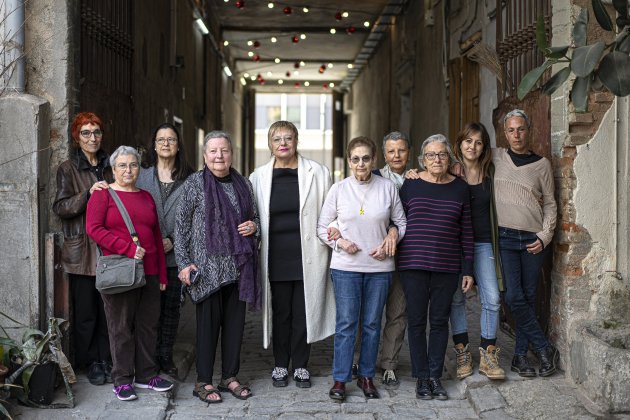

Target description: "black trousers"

left=196, top=283, right=246, bottom=384
left=101, top=275, right=161, bottom=386
left=156, top=267, right=182, bottom=358
left=69, top=274, right=111, bottom=368
left=399, top=270, right=459, bottom=379
left=270, top=280, right=310, bottom=370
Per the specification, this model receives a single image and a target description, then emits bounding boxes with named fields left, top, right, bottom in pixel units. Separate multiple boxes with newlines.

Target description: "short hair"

left=382, top=131, right=411, bottom=155
left=346, top=136, right=377, bottom=159
left=503, top=109, right=531, bottom=129
left=268, top=121, right=299, bottom=149
left=453, top=122, right=492, bottom=178
left=71, top=112, right=103, bottom=147
left=110, top=145, right=141, bottom=167
left=417, top=134, right=456, bottom=171
left=203, top=130, right=232, bottom=152
left=144, top=123, right=193, bottom=181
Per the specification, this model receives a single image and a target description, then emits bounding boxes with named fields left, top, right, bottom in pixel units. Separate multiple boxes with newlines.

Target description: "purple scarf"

left=203, top=166, right=261, bottom=309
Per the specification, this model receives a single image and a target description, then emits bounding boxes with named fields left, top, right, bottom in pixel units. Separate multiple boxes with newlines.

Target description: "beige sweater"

left=492, top=148, right=557, bottom=246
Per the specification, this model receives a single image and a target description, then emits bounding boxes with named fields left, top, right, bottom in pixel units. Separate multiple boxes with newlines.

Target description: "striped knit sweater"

left=492, top=148, right=556, bottom=247
left=398, top=177, right=474, bottom=276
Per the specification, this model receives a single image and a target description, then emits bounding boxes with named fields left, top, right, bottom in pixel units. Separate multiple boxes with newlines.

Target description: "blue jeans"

left=331, top=269, right=391, bottom=382
left=399, top=269, right=459, bottom=379
left=499, top=227, right=550, bottom=355
left=450, top=242, right=501, bottom=340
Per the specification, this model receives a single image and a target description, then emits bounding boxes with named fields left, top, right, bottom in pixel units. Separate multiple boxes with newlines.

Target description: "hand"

left=369, top=246, right=387, bottom=261
left=462, top=276, right=474, bottom=293
left=162, top=238, right=173, bottom=253
left=159, top=283, right=167, bottom=291
left=179, top=264, right=198, bottom=286
left=381, top=227, right=398, bottom=256
left=89, top=181, right=109, bottom=194
left=450, top=162, right=464, bottom=178
left=526, top=239, right=543, bottom=254
left=337, top=238, right=360, bottom=254
left=238, top=220, right=257, bottom=237
left=327, top=227, right=341, bottom=241
left=134, top=245, right=146, bottom=260
left=405, top=169, right=420, bottom=179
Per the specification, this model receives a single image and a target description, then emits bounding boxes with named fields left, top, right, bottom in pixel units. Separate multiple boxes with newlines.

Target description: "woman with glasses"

left=397, top=134, right=473, bottom=401
left=250, top=120, right=335, bottom=389
left=136, top=123, right=193, bottom=378
left=53, top=112, right=113, bottom=386
left=87, top=145, right=173, bottom=401
left=317, top=136, right=406, bottom=401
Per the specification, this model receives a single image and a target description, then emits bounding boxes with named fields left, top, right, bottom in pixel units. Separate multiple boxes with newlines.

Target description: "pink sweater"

left=87, top=189, right=167, bottom=285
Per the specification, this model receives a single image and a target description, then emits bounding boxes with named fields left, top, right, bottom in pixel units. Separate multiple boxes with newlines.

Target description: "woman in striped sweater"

left=398, top=134, right=474, bottom=401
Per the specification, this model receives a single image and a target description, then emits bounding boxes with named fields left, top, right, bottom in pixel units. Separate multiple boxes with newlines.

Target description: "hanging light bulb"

left=294, top=61, right=300, bottom=69
left=364, top=21, right=370, bottom=27
left=235, top=0, right=245, bottom=8
left=223, top=40, right=229, bottom=46
left=300, top=61, right=306, bottom=67
left=292, top=35, right=299, bottom=43
left=278, top=79, right=284, bottom=85
left=247, top=40, right=254, bottom=46
left=323, top=83, right=329, bottom=89
left=283, top=6, right=292, bottom=15
left=274, top=57, right=281, bottom=63
left=294, top=82, right=301, bottom=88
left=253, top=40, right=261, bottom=48
left=302, top=7, right=309, bottom=13
left=286, top=71, right=291, bottom=77
left=327, top=63, right=334, bottom=68
left=346, top=26, right=356, bottom=34
left=330, top=82, right=335, bottom=87
left=342, top=12, right=349, bottom=18
left=271, top=36, right=278, bottom=43
left=347, top=63, right=354, bottom=69
left=300, top=33, right=306, bottom=40
left=248, top=51, right=254, bottom=57
left=335, top=12, right=343, bottom=21
left=253, top=54, right=261, bottom=61
left=243, top=72, right=250, bottom=78
left=319, top=64, right=326, bottom=74
left=267, top=71, right=273, bottom=77
left=330, top=28, right=337, bottom=34
left=267, top=2, right=274, bottom=8
left=304, top=81, right=310, bottom=87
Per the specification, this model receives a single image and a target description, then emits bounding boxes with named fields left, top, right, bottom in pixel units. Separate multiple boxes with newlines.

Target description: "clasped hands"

left=326, top=226, right=398, bottom=261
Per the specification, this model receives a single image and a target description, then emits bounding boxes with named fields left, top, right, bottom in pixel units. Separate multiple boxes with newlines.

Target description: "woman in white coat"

left=250, top=120, right=335, bottom=389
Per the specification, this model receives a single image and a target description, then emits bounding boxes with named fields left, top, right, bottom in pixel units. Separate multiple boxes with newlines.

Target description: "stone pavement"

left=10, top=289, right=615, bottom=419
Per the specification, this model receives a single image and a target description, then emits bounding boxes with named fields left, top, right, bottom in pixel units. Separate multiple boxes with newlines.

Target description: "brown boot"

left=453, top=343, right=473, bottom=379
left=479, top=345, right=506, bottom=380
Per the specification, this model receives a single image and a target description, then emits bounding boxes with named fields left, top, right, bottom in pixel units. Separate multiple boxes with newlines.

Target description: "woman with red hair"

left=53, top=112, right=113, bottom=386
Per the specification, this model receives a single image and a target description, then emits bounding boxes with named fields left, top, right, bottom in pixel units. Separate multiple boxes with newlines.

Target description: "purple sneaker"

left=135, top=376, right=174, bottom=392
left=113, top=384, right=137, bottom=401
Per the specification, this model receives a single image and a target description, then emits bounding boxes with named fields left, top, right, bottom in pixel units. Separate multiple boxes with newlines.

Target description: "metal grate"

left=496, top=0, right=551, bottom=98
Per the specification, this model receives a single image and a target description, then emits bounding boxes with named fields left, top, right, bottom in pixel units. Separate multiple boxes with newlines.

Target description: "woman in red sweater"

left=87, top=145, right=172, bottom=401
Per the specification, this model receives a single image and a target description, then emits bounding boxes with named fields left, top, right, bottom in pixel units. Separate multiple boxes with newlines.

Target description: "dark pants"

left=196, top=283, right=246, bottom=384
left=156, top=267, right=182, bottom=358
left=101, top=275, right=161, bottom=386
left=69, top=274, right=111, bottom=368
left=499, top=227, right=550, bottom=355
left=399, top=269, right=459, bottom=379
left=270, top=280, right=310, bottom=370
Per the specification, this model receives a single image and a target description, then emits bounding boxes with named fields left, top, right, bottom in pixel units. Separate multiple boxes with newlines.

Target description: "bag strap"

left=108, top=188, right=141, bottom=247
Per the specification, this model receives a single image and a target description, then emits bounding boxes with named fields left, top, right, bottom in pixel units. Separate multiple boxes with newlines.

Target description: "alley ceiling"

left=207, top=0, right=405, bottom=92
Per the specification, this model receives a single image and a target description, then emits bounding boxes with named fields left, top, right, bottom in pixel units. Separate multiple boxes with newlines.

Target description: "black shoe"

left=87, top=361, right=105, bottom=386
left=428, top=378, right=448, bottom=400
left=537, top=346, right=559, bottom=377
left=511, top=354, right=537, bottom=377
left=158, top=355, right=178, bottom=377
left=271, top=367, right=289, bottom=387
left=415, top=378, right=432, bottom=400
left=101, top=361, right=113, bottom=383
left=329, top=381, right=345, bottom=401
left=293, top=368, right=311, bottom=388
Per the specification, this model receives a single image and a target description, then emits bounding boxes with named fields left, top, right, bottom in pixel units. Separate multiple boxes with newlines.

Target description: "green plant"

left=518, top=0, right=630, bottom=111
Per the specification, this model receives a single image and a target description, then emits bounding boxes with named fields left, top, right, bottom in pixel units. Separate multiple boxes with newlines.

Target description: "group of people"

left=53, top=108, right=557, bottom=404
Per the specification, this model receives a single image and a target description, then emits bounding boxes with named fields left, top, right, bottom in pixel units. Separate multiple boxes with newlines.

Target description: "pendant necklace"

left=358, top=178, right=373, bottom=215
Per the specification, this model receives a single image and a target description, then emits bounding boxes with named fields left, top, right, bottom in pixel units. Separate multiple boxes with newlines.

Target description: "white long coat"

left=250, top=155, right=335, bottom=348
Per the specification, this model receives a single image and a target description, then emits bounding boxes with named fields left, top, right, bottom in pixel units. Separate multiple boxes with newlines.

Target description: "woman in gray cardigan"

left=137, top=123, right=193, bottom=377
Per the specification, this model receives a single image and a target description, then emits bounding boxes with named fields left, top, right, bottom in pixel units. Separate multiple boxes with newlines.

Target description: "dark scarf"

left=203, top=166, right=260, bottom=309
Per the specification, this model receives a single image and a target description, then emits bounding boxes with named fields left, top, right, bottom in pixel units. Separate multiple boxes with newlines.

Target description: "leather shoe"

left=511, top=354, right=537, bottom=377
left=357, top=376, right=380, bottom=399
left=87, top=361, right=105, bottom=386
left=101, top=361, right=113, bottom=383
left=537, top=345, right=559, bottom=377
left=415, top=378, right=432, bottom=400
left=158, top=355, right=178, bottom=377
left=329, top=381, right=345, bottom=401
left=429, top=378, right=448, bottom=400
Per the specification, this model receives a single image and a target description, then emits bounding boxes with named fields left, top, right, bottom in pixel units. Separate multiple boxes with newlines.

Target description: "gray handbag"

left=95, top=189, right=146, bottom=294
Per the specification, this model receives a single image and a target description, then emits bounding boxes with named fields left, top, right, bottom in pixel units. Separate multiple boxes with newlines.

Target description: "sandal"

left=217, top=376, right=252, bottom=400
left=193, top=382, right=223, bottom=404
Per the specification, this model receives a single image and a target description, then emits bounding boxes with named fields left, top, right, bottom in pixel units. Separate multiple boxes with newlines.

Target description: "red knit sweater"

left=86, top=189, right=167, bottom=285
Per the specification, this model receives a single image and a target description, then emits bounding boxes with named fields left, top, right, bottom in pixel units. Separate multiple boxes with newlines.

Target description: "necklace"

left=358, top=178, right=374, bottom=215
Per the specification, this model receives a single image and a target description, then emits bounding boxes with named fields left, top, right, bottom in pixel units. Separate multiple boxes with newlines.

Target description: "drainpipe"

left=2, top=0, right=25, bottom=92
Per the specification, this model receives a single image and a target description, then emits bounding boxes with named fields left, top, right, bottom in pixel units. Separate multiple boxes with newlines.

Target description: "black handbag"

left=95, top=189, right=146, bottom=294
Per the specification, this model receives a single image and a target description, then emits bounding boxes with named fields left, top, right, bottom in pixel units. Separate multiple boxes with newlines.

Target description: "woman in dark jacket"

left=53, top=112, right=113, bottom=386
left=137, top=123, right=193, bottom=377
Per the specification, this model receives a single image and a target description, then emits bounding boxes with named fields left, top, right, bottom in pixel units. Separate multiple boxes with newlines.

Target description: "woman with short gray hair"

left=87, top=145, right=173, bottom=401
left=397, top=134, right=473, bottom=401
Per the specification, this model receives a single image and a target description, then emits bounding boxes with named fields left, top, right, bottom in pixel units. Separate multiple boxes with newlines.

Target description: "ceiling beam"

left=221, top=26, right=369, bottom=34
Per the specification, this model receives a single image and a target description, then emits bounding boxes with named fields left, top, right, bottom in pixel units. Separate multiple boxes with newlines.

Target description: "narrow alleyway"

left=12, top=290, right=601, bottom=419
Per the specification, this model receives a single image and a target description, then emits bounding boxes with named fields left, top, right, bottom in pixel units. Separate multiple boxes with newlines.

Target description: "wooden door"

left=449, top=57, right=480, bottom=141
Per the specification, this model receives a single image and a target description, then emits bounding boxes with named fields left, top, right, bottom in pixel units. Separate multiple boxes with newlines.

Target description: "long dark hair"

left=453, top=122, right=492, bottom=179
left=145, top=123, right=193, bottom=181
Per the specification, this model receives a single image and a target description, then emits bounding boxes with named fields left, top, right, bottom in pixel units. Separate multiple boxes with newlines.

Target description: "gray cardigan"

left=137, top=166, right=186, bottom=267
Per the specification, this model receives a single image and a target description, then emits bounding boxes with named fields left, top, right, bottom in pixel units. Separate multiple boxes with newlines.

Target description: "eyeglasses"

left=424, top=152, right=449, bottom=161
left=156, top=137, right=178, bottom=145
left=271, top=136, right=295, bottom=144
left=350, top=155, right=372, bottom=164
left=80, top=130, right=103, bottom=138
left=115, top=162, right=140, bottom=171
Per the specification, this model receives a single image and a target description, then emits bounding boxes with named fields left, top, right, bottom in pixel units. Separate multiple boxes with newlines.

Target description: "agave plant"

left=518, top=0, right=630, bottom=111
